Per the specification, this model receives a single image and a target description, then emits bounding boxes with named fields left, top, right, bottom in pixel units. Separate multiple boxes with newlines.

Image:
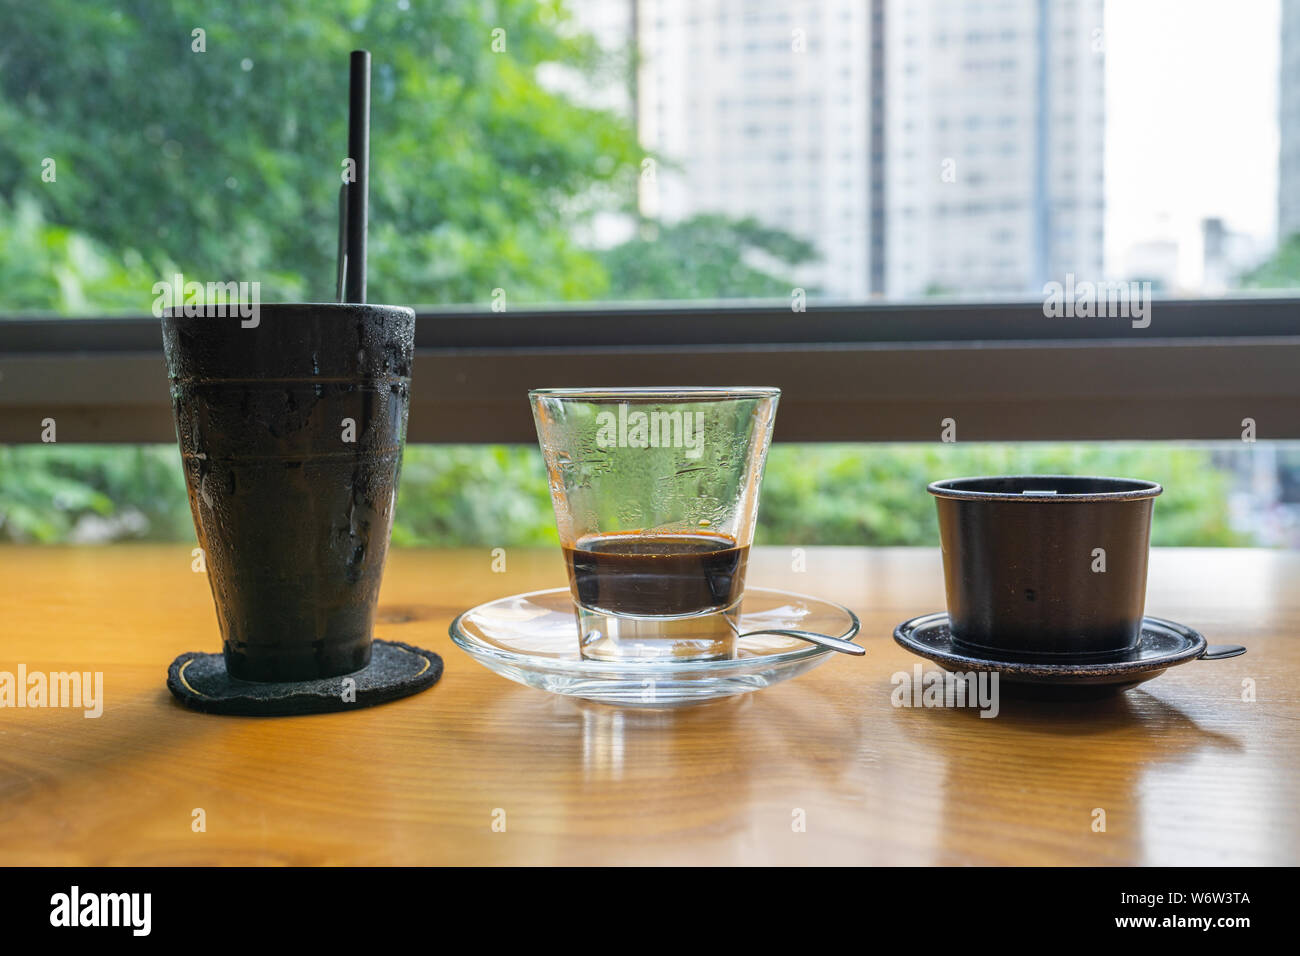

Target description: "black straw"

left=342, top=49, right=370, bottom=304
left=335, top=183, right=348, bottom=302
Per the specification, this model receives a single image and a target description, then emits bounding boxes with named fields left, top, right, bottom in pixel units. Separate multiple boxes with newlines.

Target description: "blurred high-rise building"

left=884, top=0, right=1105, bottom=297
left=636, top=0, right=873, bottom=299
left=1280, top=0, right=1300, bottom=242
left=575, top=0, right=1105, bottom=300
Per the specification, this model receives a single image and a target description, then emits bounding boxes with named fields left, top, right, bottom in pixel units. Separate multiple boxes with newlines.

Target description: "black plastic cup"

left=161, top=303, right=415, bottom=681
left=928, top=476, right=1162, bottom=659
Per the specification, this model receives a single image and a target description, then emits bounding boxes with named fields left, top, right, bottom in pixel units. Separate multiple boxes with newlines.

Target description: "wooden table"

left=0, top=545, right=1295, bottom=865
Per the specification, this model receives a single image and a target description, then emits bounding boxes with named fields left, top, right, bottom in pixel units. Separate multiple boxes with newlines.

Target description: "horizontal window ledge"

left=1, top=297, right=1298, bottom=352
left=3, top=338, right=1298, bottom=443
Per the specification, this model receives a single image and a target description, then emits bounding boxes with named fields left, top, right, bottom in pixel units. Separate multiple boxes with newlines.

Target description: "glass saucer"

left=449, top=587, right=861, bottom=707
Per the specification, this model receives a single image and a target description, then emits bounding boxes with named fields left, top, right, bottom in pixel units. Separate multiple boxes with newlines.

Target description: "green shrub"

left=0, top=442, right=1252, bottom=547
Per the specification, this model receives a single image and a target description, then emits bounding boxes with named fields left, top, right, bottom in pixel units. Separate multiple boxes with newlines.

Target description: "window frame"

left=1, top=297, right=1297, bottom=443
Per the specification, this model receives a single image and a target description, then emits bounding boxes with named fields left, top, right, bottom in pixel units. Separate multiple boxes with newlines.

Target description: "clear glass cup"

left=530, top=386, right=780, bottom=662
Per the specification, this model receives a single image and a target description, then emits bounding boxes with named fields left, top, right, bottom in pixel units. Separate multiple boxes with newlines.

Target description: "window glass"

left=1, top=0, right=1295, bottom=317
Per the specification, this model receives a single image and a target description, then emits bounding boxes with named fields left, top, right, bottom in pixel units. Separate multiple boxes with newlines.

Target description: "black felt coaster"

left=167, top=640, right=443, bottom=716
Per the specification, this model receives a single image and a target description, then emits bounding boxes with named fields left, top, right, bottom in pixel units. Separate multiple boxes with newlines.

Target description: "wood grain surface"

left=0, top=545, right=1295, bottom=865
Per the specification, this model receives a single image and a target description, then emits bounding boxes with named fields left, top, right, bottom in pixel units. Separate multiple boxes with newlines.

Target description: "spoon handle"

left=1200, top=644, right=1247, bottom=660
left=739, top=628, right=865, bottom=656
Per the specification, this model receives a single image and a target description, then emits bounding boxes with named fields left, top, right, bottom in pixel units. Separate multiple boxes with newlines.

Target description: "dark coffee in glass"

left=563, top=531, right=749, bottom=617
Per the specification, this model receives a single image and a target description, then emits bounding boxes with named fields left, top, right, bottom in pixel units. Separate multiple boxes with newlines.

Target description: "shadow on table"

left=890, top=685, right=1246, bottom=863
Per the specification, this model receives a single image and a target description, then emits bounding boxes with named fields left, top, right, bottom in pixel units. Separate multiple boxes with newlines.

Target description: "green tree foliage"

left=601, top=215, right=819, bottom=299
left=0, top=0, right=641, bottom=307
left=1239, top=233, right=1300, bottom=290
left=0, top=445, right=192, bottom=543
left=0, top=197, right=166, bottom=315
left=755, top=443, right=1247, bottom=547
left=391, top=446, right=555, bottom=547
left=0, top=442, right=1249, bottom=547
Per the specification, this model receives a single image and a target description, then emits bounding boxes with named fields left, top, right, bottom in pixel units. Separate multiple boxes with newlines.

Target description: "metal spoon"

left=1200, top=644, right=1247, bottom=660
left=735, top=627, right=866, bottom=656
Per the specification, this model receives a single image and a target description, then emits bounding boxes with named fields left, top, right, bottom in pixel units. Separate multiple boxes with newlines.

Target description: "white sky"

left=1105, top=0, right=1281, bottom=286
